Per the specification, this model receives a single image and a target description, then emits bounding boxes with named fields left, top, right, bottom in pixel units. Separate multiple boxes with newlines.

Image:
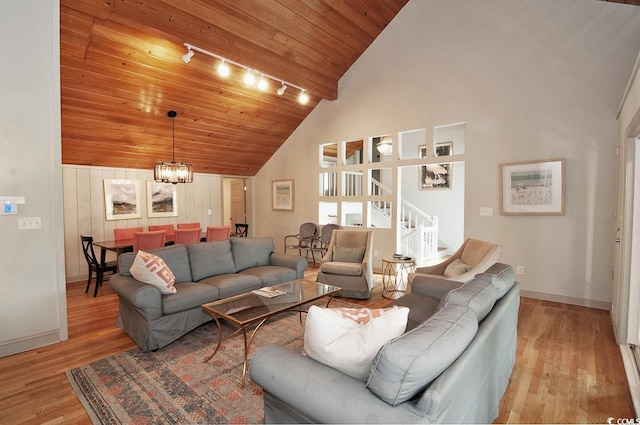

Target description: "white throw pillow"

left=444, top=258, right=471, bottom=278
left=303, top=305, right=409, bottom=381
left=130, top=250, right=177, bottom=294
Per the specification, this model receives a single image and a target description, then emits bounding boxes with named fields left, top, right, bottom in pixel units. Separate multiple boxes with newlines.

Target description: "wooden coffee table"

left=201, top=279, right=341, bottom=386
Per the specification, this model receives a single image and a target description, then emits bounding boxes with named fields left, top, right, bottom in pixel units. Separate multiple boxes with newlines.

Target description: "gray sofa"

left=109, top=237, right=308, bottom=351
left=250, top=263, right=519, bottom=424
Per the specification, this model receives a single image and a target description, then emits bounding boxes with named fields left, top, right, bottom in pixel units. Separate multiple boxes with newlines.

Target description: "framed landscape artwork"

left=272, top=180, right=294, bottom=211
left=419, top=142, right=453, bottom=190
left=500, top=158, right=565, bottom=216
left=104, top=179, right=141, bottom=220
left=146, top=181, right=178, bottom=218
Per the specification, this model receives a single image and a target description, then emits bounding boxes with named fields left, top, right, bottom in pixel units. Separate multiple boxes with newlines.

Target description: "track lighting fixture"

left=181, top=43, right=310, bottom=105
left=181, top=48, right=194, bottom=64
left=217, top=60, right=230, bottom=78
left=298, top=90, right=309, bottom=105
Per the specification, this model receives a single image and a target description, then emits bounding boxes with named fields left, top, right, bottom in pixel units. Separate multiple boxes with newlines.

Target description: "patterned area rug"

left=66, top=297, right=357, bottom=424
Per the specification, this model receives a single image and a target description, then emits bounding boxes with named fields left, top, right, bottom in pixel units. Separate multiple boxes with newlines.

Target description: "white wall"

left=255, top=0, right=640, bottom=307
left=0, top=0, right=65, bottom=356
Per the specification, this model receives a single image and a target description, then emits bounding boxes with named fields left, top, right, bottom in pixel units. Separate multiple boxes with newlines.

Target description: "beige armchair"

left=408, top=238, right=502, bottom=286
left=316, top=229, right=374, bottom=299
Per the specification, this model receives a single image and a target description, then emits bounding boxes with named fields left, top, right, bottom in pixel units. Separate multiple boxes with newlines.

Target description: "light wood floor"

left=0, top=273, right=634, bottom=424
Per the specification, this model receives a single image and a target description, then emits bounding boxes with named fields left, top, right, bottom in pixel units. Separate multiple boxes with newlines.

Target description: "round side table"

left=381, top=256, right=416, bottom=299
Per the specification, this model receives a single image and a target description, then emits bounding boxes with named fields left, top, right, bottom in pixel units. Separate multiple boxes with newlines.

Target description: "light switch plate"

left=480, top=207, right=494, bottom=216
left=18, top=217, right=42, bottom=230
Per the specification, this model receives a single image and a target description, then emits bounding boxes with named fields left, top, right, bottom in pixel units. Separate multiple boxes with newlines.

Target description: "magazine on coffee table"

left=252, top=287, right=287, bottom=298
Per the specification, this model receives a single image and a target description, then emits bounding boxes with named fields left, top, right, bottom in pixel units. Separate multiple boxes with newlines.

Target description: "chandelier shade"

left=154, top=110, right=193, bottom=184
left=376, top=135, right=393, bottom=156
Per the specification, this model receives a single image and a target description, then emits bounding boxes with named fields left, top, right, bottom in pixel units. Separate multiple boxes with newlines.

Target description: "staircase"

left=370, top=179, right=439, bottom=265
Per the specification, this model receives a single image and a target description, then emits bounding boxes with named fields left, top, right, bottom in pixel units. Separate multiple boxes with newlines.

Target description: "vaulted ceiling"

left=60, top=0, right=409, bottom=176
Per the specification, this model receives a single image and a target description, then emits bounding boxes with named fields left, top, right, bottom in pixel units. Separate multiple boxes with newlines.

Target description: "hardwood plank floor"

left=0, top=273, right=633, bottom=424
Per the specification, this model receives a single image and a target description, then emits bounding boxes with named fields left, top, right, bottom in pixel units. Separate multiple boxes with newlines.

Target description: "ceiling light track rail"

left=182, top=43, right=309, bottom=104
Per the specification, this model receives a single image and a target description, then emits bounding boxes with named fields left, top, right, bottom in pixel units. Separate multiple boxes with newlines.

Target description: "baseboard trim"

left=0, top=330, right=63, bottom=358
left=519, top=289, right=611, bottom=311
left=620, top=344, right=640, bottom=417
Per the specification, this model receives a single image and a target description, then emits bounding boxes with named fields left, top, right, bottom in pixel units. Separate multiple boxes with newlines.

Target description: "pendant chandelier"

left=376, top=135, right=393, bottom=156
left=154, top=110, right=193, bottom=184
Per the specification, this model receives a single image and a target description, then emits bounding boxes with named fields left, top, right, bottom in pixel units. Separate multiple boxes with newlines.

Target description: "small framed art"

left=272, top=180, right=294, bottom=211
left=146, top=181, right=178, bottom=218
left=104, top=179, right=142, bottom=220
left=500, top=158, right=565, bottom=216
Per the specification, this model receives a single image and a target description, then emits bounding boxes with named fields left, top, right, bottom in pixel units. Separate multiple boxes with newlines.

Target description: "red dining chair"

left=178, top=222, right=201, bottom=229
left=206, top=225, right=231, bottom=242
left=149, top=224, right=175, bottom=239
left=133, top=230, right=166, bottom=252
left=114, top=227, right=144, bottom=241
left=174, top=227, right=202, bottom=245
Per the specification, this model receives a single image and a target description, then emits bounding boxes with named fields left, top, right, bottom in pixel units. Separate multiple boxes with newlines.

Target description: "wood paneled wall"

left=62, top=165, right=229, bottom=282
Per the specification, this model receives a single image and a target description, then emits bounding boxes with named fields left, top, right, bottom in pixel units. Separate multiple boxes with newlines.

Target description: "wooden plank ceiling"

left=60, top=0, right=409, bottom=176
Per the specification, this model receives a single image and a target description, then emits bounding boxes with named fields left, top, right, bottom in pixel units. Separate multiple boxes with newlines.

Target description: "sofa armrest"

left=109, top=274, right=163, bottom=321
left=270, top=252, right=308, bottom=278
left=409, top=275, right=464, bottom=298
left=250, top=344, right=424, bottom=424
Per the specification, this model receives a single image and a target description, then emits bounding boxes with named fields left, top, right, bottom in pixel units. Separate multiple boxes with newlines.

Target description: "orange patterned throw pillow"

left=130, top=250, right=177, bottom=294
left=303, top=306, right=409, bottom=381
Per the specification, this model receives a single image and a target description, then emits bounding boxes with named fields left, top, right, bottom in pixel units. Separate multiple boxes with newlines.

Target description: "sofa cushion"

left=129, top=250, right=177, bottom=294
left=188, top=241, right=235, bottom=281
left=162, top=282, right=221, bottom=314
left=320, top=261, right=363, bottom=276
left=333, top=246, right=365, bottom=262
left=304, top=305, right=409, bottom=381
left=239, top=266, right=297, bottom=286
left=474, top=262, right=515, bottom=299
left=437, top=279, right=496, bottom=321
left=367, top=304, right=478, bottom=406
left=199, top=273, right=263, bottom=299
left=444, top=259, right=470, bottom=278
left=231, top=237, right=274, bottom=272
left=147, top=245, right=193, bottom=283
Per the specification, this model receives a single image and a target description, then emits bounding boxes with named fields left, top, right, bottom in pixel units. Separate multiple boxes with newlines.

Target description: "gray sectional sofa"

left=109, top=237, right=308, bottom=351
left=250, top=263, right=519, bottom=424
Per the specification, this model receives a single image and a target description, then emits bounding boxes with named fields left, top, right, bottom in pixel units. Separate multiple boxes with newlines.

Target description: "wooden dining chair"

left=114, top=227, right=144, bottom=240
left=174, top=227, right=202, bottom=245
left=133, top=230, right=167, bottom=252
left=149, top=224, right=175, bottom=238
left=206, top=225, right=232, bottom=242
left=235, top=223, right=249, bottom=238
left=81, top=235, right=118, bottom=297
left=177, top=222, right=201, bottom=229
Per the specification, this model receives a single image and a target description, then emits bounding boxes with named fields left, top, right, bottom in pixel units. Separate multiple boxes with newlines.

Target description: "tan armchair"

left=408, top=238, right=502, bottom=286
left=316, top=229, right=374, bottom=299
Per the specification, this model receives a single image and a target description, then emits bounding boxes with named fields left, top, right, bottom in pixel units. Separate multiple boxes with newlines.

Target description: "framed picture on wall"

left=104, top=179, right=141, bottom=220
left=146, top=181, right=178, bottom=218
left=419, top=142, right=453, bottom=190
left=272, top=180, right=294, bottom=210
left=500, top=158, right=565, bottom=215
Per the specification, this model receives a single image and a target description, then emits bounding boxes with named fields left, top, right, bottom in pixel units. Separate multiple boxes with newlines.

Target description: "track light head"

left=243, top=70, right=256, bottom=87
left=181, top=49, right=194, bottom=63
left=277, top=83, right=287, bottom=96
left=257, top=75, right=269, bottom=91
left=298, top=90, right=309, bottom=105
left=217, top=60, right=230, bottom=78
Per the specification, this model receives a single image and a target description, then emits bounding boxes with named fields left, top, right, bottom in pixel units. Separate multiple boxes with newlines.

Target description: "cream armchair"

left=316, top=229, right=374, bottom=299
left=408, top=238, right=502, bottom=286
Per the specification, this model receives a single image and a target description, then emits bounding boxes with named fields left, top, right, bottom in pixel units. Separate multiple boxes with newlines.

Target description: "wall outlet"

left=374, top=249, right=379, bottom=257
left=516, top=265, right=525, bottom=275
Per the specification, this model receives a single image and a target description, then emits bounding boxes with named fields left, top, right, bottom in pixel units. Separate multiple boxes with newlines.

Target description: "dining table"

left=93, top=233, right=205, bottom=265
